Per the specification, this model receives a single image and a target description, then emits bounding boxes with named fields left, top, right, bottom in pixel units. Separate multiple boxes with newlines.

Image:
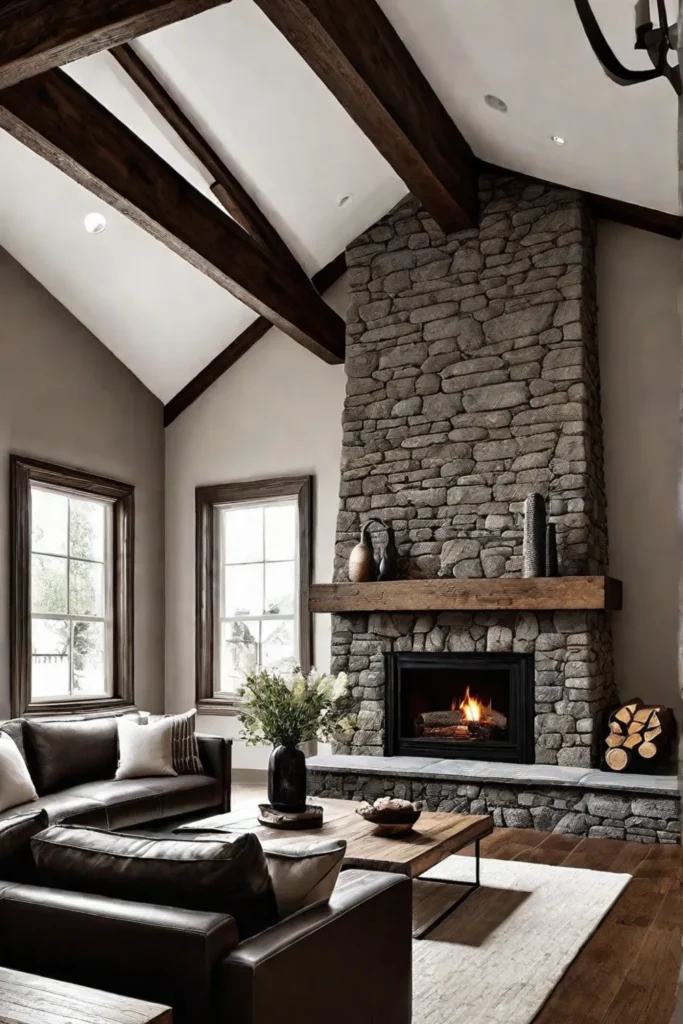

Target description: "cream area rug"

left=412, top=855, right=631, bottom=1024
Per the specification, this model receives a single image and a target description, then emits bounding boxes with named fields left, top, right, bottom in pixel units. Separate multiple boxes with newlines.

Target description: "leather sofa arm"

left=0, top=883, right=238, bottom=1024
left=219, top=869, right=413, bottom=1024
left=196, top=734, right=232, bottom=812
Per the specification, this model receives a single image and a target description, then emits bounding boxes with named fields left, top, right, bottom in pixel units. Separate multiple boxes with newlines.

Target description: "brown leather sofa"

left=0, top=715, right=231, bottom=828
left=0, top=819, right=413, bottom=1024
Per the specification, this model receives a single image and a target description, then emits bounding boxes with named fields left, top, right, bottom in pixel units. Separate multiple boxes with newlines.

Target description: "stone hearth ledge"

left=306, top=754, right=678, bottom=795
left=307, top=755, right=680, bottom=843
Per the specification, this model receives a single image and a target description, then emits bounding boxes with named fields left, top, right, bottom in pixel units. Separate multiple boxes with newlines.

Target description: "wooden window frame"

left=195, top=476, right=313, bottom=715
left=10, top=455, right=135, bottom=717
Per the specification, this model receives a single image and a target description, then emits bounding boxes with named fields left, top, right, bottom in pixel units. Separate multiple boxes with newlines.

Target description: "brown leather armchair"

left=0, top=868, right=412, bottom=1024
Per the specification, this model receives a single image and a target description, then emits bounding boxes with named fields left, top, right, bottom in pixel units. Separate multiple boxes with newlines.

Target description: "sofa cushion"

left=260, top=838, right=347, bottom=919
left=0, top=809, right=48, bottom=880
left=0, top=720, right=27, bottom=764
left=25, top=718, right=118, bottom=794
left=0, top=732, right=38, bottom=813
left=32, top=826, right=277, bottom=939
left=145, top=710, right=203, bottom=775
left=0, top=775, right=220, bottom=830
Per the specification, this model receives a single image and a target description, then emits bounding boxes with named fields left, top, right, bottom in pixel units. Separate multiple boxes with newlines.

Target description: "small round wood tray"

left=258, top=803, right=324, bottom=830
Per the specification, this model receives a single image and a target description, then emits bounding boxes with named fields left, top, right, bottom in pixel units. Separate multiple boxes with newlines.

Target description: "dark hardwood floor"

left=476, top=828, right=681, bottom=1024
left=231, top=783, right=681, bottom=1024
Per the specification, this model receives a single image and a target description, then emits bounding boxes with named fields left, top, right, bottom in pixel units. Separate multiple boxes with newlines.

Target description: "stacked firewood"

left=604, top=698, right=674, bottom=772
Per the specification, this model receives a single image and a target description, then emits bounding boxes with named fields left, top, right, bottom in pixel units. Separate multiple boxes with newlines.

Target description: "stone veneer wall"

left=307, top=771, right=680, bottom=844
left=331, top=171, right=617, bottom=766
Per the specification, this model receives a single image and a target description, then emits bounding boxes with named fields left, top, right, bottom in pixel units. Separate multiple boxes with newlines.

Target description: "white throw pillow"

left=0, top=731, right=38, bottom=813
left=116, top=717, right=177, bottom=780
left=140, top=709, right=203, bottom=775
left=260, top=838, right=346, bottom=919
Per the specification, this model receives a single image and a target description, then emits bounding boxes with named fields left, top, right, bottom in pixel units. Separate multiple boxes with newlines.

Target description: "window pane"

left=72, top=620, right=106, bottom=694
left=69, top=560, right=105, bottom=617
left=32, top=618, right=70, bottom=697
left=31, top=554, right=68, bottom=614
left=265, top=561, right=295, bottom=615
left=31, top=487, right=68, bottom=556
left=222, top=506, right=263, bottom=564
left=261, top=619, right=295, bottom=673
left=219, top=620, right=258, bottom=692
left=70, top=497, right=106, bottom=561
left=224, top=563, right=263, bottom=617
left=265, top=503, right=296, bottom=561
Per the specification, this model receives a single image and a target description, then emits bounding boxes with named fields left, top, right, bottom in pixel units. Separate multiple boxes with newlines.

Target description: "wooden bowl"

left=355, top=804, right=421, bottom=834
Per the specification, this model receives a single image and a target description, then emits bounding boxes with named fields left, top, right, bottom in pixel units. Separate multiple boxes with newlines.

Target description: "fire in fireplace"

left=385, top=652, right=535, bottom=763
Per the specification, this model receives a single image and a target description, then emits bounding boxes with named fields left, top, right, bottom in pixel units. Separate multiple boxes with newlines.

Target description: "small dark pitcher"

left=268, top=742, right=307, bottom=813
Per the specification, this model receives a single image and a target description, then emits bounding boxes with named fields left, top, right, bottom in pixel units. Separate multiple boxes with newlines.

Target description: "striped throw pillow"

left=143, top=710, right=203, bottom=775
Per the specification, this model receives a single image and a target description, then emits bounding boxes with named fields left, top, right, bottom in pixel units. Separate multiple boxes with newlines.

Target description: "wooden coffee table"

left=0, top=967, right=171, bottom=1024
left=177, top=798, right=493, bottom=938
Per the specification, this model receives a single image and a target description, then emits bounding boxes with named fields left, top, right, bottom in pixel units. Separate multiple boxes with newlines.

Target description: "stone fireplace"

left=329, top=170, right=618, bottom=769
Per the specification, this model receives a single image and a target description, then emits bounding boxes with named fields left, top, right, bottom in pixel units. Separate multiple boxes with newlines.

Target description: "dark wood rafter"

left=10, top=455, right=135, bottom=717
left=164, top=249, right=347, bottom=426
left=0, top=0, right=230, bottom=89
left=195, top=476, right=313, bottom=713
left=0, top=69, right=345, bottom=363
left=110, top=42, right=307, bottom=282
left=253, top=0, right=478, bottom=233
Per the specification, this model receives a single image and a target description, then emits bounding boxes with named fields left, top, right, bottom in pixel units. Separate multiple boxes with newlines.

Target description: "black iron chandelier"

left=574, top=0, right=681, bottom=95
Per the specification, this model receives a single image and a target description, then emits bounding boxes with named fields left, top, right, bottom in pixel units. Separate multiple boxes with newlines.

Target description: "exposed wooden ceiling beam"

left=253, top=0, right=477, bottom=234
left=0, top=68, right=345, bottom=363
left=164, top=250, right=347, bottom=426
left=110, top=42, right=306, bottom=281
left=0, top=0, right=229, bottom=88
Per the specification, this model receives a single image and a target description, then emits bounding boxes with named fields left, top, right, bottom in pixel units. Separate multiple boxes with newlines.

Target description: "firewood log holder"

left=414, top=839, right=481, bottom=940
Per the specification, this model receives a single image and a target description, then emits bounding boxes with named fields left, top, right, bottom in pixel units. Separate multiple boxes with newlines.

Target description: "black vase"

left=377, top=524, right=398, bottom=581
left=545, top=522, right=559, bottom=577
left=523, top=493, right=546, bottom=578
left=268, top=743, right=307, bottom=813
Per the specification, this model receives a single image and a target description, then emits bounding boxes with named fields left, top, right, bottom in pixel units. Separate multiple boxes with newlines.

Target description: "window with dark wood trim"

left=195, top=476, right=312, bottom=714
left=10, top=455, right=134, bottom=717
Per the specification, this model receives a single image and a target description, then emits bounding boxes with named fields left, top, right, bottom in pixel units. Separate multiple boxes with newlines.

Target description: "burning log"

left=483, top=706, right=507, bottom=730
left=604, top=699, right=675, bottom=772
left=415, top=710, right=463, bottom=728
left=420, top=725, right=466, bottom=738
left=414, top=686, right=509, bottom=740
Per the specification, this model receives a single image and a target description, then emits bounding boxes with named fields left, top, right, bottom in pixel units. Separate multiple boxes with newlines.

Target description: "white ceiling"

left=0, top=0, right=678, bottom=404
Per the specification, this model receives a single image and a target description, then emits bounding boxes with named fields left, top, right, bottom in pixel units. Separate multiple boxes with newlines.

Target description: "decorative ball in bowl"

left=355, top=797, right=422, bottom=834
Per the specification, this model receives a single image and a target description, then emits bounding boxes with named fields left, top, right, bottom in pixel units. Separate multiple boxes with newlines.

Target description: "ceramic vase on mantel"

left=268, top=742, right=307, bottom=813
left=348, top=523, right=375, bottom=582
left=545, top=522, right=559, bottom=577
left=523, top=493, right=546, bottom=578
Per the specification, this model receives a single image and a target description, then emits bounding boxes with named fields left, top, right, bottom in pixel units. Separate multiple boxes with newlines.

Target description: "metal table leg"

left=414, top=838, right=481, bottom=940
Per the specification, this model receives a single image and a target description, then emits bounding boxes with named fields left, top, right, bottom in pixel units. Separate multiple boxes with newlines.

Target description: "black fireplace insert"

left=384, top=651, right=535, bottom=763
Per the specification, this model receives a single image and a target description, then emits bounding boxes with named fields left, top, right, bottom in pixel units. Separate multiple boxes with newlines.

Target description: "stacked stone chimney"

left=330, top=171, right=617, bottom=768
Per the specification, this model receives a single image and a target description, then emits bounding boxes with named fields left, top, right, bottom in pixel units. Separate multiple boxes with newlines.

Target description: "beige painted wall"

left=165, top=276, right=347, bottom=768
left=0, top=248, right=165, bottom=718
left=597, top=222, right=682, bottom=713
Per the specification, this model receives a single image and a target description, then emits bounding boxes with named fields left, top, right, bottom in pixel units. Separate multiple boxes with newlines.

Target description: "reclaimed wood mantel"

left=309, top=577, right=622, bottom=613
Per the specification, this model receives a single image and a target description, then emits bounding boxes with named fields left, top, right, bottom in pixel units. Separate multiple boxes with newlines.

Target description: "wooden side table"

left=0, top=967, right=171, bottom=1024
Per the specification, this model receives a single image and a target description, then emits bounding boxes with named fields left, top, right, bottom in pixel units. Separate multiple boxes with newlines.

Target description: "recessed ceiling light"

left=551, top=135, right=566, bottom=146
left=484, top=94, right=508, bottom=113
left=337, top=194, right=353, bottom=208
left=84, top=212, right=107, bottom=235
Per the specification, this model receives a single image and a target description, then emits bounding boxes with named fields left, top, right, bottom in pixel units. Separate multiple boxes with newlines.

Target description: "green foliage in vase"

left=237, top=668, right=355, bottom=748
